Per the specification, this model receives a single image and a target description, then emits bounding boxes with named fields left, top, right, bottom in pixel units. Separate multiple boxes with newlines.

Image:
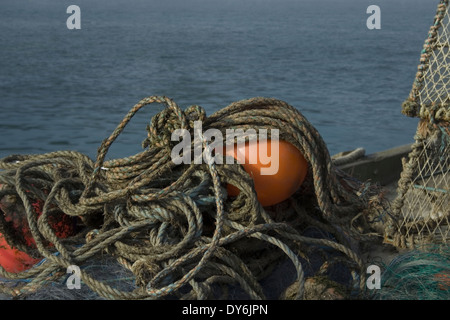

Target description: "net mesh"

left=420, top=10, right=450, bottom=110
left=402, top=0, right=450, bottom=121
left=388, top=0, right=450, bottom=249
left=394, top=129, right=449, bottom=246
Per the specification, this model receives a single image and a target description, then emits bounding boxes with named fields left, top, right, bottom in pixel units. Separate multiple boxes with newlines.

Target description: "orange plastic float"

left=0, top=235, right=41, bottom=273
left=223, top=139, right=308, bottom=206
left=0, top=188, right=76, bottom=273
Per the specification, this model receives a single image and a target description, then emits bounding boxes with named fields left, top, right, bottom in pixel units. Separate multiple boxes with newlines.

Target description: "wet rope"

left=0, top=96, right=378, bottom=299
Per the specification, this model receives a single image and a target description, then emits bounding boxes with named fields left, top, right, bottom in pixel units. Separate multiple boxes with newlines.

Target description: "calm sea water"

left=0, top=0, right=438, bottom=160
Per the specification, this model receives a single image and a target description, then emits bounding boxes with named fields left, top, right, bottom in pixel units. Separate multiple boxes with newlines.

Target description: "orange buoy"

left=0, top=191, right=77, bottom=273
left=223, top=139, right=308, bottom=206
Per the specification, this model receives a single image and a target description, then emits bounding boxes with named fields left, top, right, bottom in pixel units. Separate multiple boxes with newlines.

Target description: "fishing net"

left=0, top=96, right=382, bottom=300
left=373, top=244, right=450, bottom=300
left=387, top=0, right=450, bottom=249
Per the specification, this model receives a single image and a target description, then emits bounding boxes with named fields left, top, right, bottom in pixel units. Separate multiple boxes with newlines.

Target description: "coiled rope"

left=0, top=96, right=379, bottom=299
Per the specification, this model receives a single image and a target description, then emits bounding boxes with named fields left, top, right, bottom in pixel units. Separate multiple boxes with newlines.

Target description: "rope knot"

left=142, top=103, right=206, bottom=149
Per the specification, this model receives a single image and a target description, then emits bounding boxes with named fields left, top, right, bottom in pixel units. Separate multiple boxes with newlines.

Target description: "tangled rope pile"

left=0, top=96, right=381, bottom=299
